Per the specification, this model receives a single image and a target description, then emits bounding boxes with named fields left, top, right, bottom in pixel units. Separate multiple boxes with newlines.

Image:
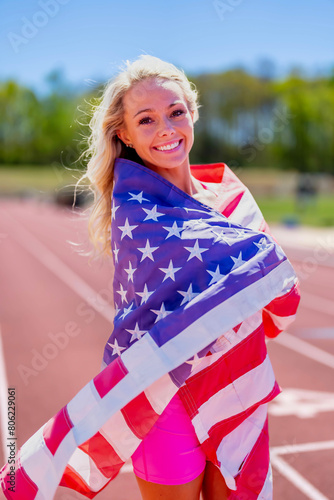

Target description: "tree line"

left=1, top=68, right=333, bottom=173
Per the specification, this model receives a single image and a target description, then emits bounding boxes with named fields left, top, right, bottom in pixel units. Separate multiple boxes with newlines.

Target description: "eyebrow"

left=133, top=101, right=183, bottom=118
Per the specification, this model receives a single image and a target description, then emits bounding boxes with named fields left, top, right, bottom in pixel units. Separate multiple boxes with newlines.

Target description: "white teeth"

left=156, top=141, right=180, bottom=151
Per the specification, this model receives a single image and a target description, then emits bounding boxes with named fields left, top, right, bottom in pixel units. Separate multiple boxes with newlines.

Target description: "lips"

left=154, top=139, right=182, bottom=152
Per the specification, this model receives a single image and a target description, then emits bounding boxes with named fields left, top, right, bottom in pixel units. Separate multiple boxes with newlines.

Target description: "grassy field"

left=1, top=165, right=333, bottom=227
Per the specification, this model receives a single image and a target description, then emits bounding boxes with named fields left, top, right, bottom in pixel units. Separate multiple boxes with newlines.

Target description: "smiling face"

left=117, top=77, right=195, bottom=179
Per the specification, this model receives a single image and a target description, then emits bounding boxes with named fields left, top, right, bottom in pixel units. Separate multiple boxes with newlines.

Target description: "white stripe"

left=270, top=453, right=329, bottom=500
left=274, top=332, right=334, bottom=370
left=271, top=439, right=334, bottom=456
left=0, top=327, right=9, bottom=460
left=5, top=213, right=115, bottom=322
left=258, top=465, right=273, bottom=500
left=144, top=373, right=178, bottom=414
left=228, top=190, right=263, bottom=230
left=263, top=310, right=296, bottom=330
left=99, top=411, right=141, bottom=461
left=216, top=404, right=268, bottom=478
left=193, top=356, right=275, bottom=431
left=67, top=448, right=110, bottom=492
left=67, top=381, right=101, bottom=428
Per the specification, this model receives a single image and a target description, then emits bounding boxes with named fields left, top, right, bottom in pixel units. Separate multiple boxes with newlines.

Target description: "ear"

left=116, top=128, right=131, bottom=146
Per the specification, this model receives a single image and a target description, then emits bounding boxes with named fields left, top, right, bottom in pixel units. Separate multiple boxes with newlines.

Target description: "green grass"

left=0, top=165, right=83, bottom=192
left=1, top=165, right=333, bottom=227
left=257, top=196, right=334, bottom=227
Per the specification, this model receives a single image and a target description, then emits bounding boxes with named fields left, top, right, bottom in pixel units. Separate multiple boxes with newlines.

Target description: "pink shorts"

left=131, top=393, right=206, bottom=485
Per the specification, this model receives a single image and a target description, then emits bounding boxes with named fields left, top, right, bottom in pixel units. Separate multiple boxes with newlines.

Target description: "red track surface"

left=0, top=199, right=333, bottom=500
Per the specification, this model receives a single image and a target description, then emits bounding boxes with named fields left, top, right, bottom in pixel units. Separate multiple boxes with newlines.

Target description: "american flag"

left=0, top=160, right=300, bottom=499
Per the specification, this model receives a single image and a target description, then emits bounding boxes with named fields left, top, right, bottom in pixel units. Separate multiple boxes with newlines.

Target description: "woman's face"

left=118, top=77, right=195, bottom=175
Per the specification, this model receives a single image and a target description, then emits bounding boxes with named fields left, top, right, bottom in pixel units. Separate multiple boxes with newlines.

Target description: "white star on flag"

left=230, top=251, right=247, bottom=271
left=142, top=205, right=165, bottom=221
left=111, top=200, right=119, bottom=220
left=159, top=260, right=181, bottom=282
left=212, top=230, right=231, bottom=245
left=113, top=243, right=119, bottom=263
left=136, top=283, right=154, bottom=305
left=162, top=221, right=183, bottom=239
left=151, top=302, right=172, bottom=322
left=185, top=353, right=201, bottom=366
left=120, top=302, right=134, bottom=319
left=119, top=218, right=138, bottom=240
left=116, top=283, right=127, bottom=303
left=126, top=322, right=147, bottom=343
left=184, top=240, right=208, bottom=261
left=207, top=265, right=224, bottom=286
left=114, top=304, right=120, bottom=316
left=124, top=261, right=136, bottom=282
left=138, top=239, right=159, bottom=262
left=254, top=237, right=270, bottom=252
left=235, top=228, right=247, bottom=238
left=128, top=191, right=149, bottom=203
left=177, top=283, right=199, bottom=305
left=107, top=339, right=126, bottom=356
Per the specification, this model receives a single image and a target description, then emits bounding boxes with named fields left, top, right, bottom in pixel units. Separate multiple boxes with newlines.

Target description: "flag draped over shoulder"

left=0, top=159, right=300, bottom=500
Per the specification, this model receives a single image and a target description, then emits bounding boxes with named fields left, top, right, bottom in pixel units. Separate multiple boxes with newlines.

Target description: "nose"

left=157, top=116, right=175, bottom=137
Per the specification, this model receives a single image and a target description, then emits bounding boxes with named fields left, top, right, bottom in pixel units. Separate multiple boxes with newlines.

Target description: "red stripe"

left=79, top=432, right=124, bottom=478
left=0, top=452, right=38, bottom=499
left=60, top=465, right=98, bottom=499
left=93, top=357, right=128, bottom=398
left=121, top=391, right=159, bottom=439
left=43, top=406, right=73, bottom=456
left=179, top=325, right=267, bottom=417
left=228, top=418, right=270, bottom=499
left=204, top=383, right=280, bottom=452
left=190, top=163, right=225, bottom=183
left=263, top=282, right=300, bottom=317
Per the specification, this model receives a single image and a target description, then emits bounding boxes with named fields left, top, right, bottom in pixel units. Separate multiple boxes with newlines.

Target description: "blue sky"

left=1, top=0, right=334, bottom=94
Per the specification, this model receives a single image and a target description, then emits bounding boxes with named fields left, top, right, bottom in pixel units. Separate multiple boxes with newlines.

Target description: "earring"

left=126, top=143, right=133, bottom=148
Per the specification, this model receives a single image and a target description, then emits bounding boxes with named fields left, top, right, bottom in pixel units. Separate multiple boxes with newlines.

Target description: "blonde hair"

left=77, top=55, right=200, bottom=259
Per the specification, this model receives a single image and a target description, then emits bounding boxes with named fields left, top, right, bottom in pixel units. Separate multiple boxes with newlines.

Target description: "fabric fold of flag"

left=0, top=159, right=300, bottom=499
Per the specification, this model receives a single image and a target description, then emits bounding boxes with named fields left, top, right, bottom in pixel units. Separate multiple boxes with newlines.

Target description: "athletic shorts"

left=131, top=392, right=206, bottom=485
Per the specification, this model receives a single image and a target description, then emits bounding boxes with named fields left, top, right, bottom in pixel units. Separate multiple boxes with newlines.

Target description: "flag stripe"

left=121, top=392, right=160, bottom=439
left=43, top=406, right=73, bottom=456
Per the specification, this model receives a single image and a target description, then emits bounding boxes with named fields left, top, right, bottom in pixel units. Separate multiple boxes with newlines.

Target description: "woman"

left=0, top=56, right=300, bottom=500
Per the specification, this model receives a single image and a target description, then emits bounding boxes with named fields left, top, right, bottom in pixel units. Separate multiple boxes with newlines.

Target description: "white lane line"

left=4, top=212, right=115, bottom=324
left=299, top=291, right=334, bottom=317
left=0, top=327, right=9, bottom=460
left=274, top=332, right=334, bottom=370
left=271, top=440, right=334, bottom=456
left=270, top=454, right=329, bottom=500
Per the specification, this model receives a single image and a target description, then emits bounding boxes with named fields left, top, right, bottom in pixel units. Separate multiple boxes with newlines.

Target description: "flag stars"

left=128, top=191, right=149, bottom=204
left=107, top=339, right=125, bottom=356
left=111, top=200, right=119, bottom=220
left=126, top=322, right=147, bottom=343
left=207, top=265, right=224, bottom=286
left=113, top=243, right=119, bottom=263
left=124, top=261, right=136, bottom=282
left=138, top=239, right=159, bottom=262
left=118, top=218, right=138, bottom=240
left=177, top=283, right=199, bottom=305
left=230, top=251, right=247, bottom=271
left=159, top=260, right=181, bottom=282
left=162, top=221, right=183, bottom=239
left=212, top=230, right=231, bottom=246
left=254, top=237, right=270, bottom=252
left=120, top=302, right=134, bottom=319
left=184, top=240, right=209, bottom=261
left=142, top=205, right=165, bottom=221
left=136, top=283, right=154, bottom=305
left=116, top=283, right=127, bottom=303
left=151, top=302, right=172, bottom=323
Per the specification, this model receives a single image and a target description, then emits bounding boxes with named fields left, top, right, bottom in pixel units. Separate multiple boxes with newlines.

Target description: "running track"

left=0, top=199, right=333, bottom=500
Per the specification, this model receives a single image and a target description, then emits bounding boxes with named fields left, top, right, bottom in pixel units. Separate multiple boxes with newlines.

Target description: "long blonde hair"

left=77, top=55, right=200, bottom=259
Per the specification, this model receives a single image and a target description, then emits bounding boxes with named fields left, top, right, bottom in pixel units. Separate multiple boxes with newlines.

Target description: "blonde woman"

left=0, top=56, right=300, bottom=500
